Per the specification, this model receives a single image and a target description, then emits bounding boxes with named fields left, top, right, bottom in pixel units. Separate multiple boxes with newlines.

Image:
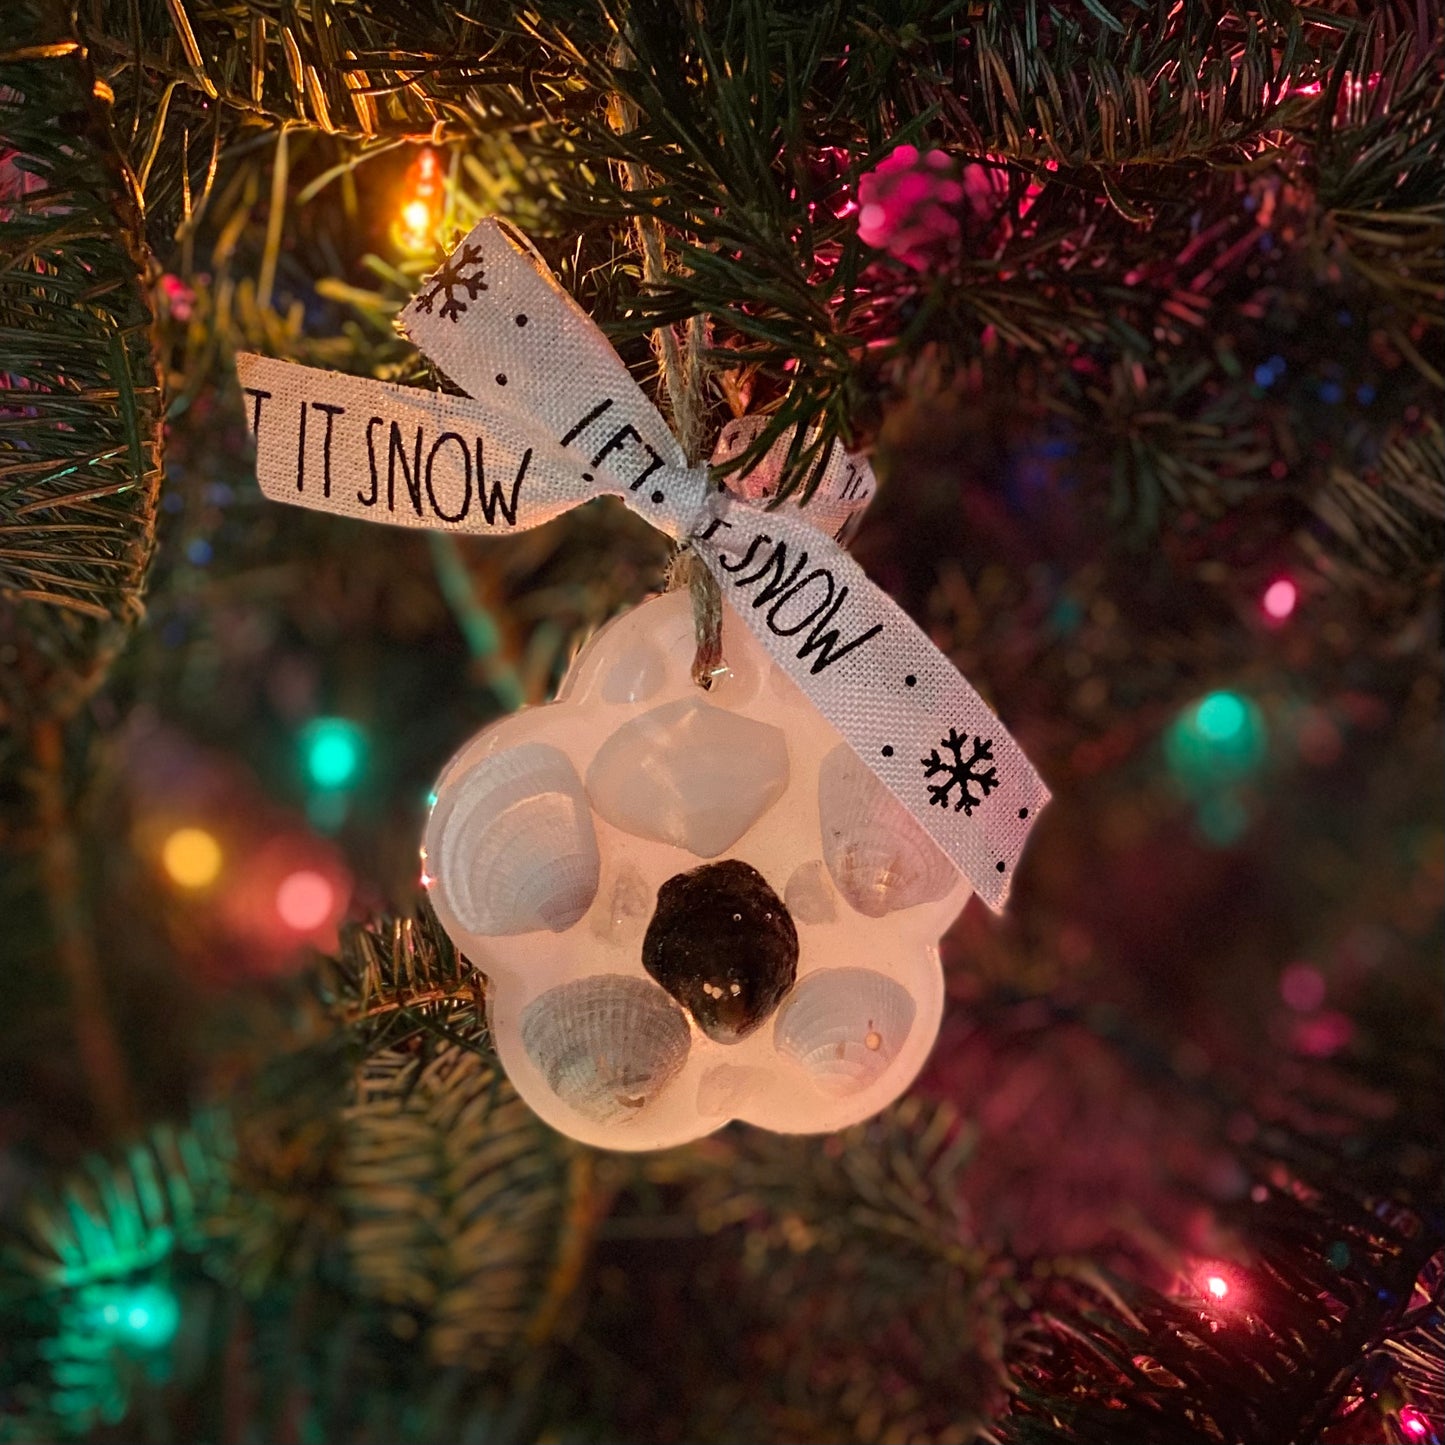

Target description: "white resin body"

left=423, top=589, right=971, bottom=1150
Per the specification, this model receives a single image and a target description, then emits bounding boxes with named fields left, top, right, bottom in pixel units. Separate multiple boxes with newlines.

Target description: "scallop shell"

left=818, top=745, right=955, bottom=917
left=585, top=698, right=789, bottom=857
left=520, top=975, right=691, bottom=1123
left=434, top=742, right=599, bottom=935
left=784, top=860, right=837, bottom=925
left=774, top=968, right=917, bottom=1098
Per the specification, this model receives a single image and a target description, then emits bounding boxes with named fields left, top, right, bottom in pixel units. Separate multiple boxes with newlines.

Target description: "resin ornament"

left=423, top=588, right=972, bottom=1150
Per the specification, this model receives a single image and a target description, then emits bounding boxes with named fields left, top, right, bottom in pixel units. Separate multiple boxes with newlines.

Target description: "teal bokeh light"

left=93, top=1283, right=180, bottom=1351
left=1194, top=691, right=1248, bottom=742
left=300, top=717, right=366, bottom=790
left=1166, top=690, right=1267, bottom=793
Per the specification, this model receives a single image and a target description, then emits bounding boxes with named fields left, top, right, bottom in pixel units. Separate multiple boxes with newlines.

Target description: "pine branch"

left=1305, top=416, right=1445, bottom=585
left=0, top=1115, right=232, bottom=1439
left=568, top=1099, right=1007, bottom=1444
left=998, top=1024, right=1445, bottom=1445
left=317, top=903, right=491, bottom=1060
left=0, top=1, right=164, bottom=730
left=343, top=1035, right=590, bottom=1370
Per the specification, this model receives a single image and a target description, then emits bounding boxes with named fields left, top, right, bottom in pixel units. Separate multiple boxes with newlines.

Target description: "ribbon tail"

left=692, top=501, right=1049, bottom=909
left=236, top=353, right=634, bottom=534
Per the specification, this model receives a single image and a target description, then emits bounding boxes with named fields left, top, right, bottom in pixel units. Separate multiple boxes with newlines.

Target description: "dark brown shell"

left=641, top=860, right=798, bottom=1044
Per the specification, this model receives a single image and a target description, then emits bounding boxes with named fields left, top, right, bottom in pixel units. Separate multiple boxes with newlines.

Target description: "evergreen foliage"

left=1, top=1, right=1440, bottom=1441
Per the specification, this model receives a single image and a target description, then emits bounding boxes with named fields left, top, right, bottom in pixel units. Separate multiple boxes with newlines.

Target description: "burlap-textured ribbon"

left=236, top=219, right=1048, bottom=908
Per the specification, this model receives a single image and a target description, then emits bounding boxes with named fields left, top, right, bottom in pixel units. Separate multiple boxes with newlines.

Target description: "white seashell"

left=598, top=636, right=668, bottom=704
left=784, top=860, right=837, bottom=925
left=585, top=698, right=789, bottom=857
left=817, top=745, right=955, bottom=917
left=695, top=1064, right=770, bottom=1117
left=589, top=861, right=653, bottom=943
left=774, top=968, right=917, bottom=1098
left=436, top=742, right=599, bottom=935
left=521, top=975, right=690, bottom=1123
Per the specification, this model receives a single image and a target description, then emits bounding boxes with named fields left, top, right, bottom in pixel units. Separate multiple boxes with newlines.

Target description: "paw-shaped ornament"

left=422, top=589, right=971, bottom=1150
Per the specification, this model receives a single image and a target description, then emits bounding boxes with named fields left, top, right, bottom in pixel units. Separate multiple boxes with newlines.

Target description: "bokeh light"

left=1195, top=692, right=1247, bottom=742
left=1166, top=691, right=1268, bottom=793
left=161, top=827, right=222, bottom=889
left=300, top=717, right=365, bottom=790
left=1262, top=578, right=1298, bottom=620
left=1400, top=1406, right=1429, bottom=1439
left=1206, top=1275, right=1229, bottom=1299
left=275, top=869, right=336, bottom=932
left=94, top=1283, right=180, bottom=1350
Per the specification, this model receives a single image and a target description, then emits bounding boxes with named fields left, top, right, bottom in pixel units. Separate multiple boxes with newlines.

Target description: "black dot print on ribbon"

left=1019, top=808, right=1029, bottom=819
left=582, top=472, right=594, bottom=482
left=995, top=861, right=1006, bottom=872
left=495, top=373, right=508, bottom=386
left=881, top=745, right=894, bottom=758
left=651, top=491, right=665, bottom=504
left=905, top=674, right=917, bottom=687
left=515, top=313, right=528, bottom=327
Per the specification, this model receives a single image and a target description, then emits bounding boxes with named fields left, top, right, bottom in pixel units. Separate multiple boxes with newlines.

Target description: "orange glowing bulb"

left=401, top=199, right=432, bottom=237
left=162, top=827, right=223, bottom=889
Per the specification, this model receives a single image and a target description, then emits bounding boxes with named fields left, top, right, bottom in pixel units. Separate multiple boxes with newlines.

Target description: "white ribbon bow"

left=236, top=219, right=1048, bottom=908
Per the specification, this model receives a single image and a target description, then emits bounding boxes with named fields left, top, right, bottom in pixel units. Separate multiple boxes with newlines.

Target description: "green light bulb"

left=92, top=1283, right=180, bottom=1351
left=1194, top=691, right=1247, bottom=742
left=301, top=717, right=365, bottom=790
left=1165, top=690, right=1267, bottom=793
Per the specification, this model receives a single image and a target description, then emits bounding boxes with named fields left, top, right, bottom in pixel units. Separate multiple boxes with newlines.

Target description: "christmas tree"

left=2, top=2, right=1442, bottom=1441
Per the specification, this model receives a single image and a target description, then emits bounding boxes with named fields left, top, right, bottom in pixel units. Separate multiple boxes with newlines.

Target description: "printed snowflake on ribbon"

left=922, top=727, right=999, bottom=816
left=414, top=242, right=488, bottom=322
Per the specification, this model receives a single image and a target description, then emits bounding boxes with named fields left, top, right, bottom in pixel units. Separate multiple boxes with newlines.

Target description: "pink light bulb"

left=1400, top=1407, right=1429, bottom=1438
left=1263, top=578, right=1298, bottom=620
left=1206, top=1275, right=1229, bottom=1299
left=275, top=869, right=335, bottom=932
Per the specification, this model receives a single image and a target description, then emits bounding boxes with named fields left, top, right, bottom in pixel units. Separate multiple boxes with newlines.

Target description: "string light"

left=93, top=1283, right=180, bottom=1350
left=1195, top=1266, right=1244, bottom=1311
left=397, top=147, right=443, bottom=252
left=161, top=826, right=222, bottom=889
left=300, top=717, right=365, bottom=790
left=1195, top=692, right=1247, bottom=742
left=1166, top=691, right=1268, bottom=793
left=1262, top=578, right=1298, bottom=621
left=1400, top=1407, right=1430, bottom=1439
left=275, top=869, right=336, bottom=932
